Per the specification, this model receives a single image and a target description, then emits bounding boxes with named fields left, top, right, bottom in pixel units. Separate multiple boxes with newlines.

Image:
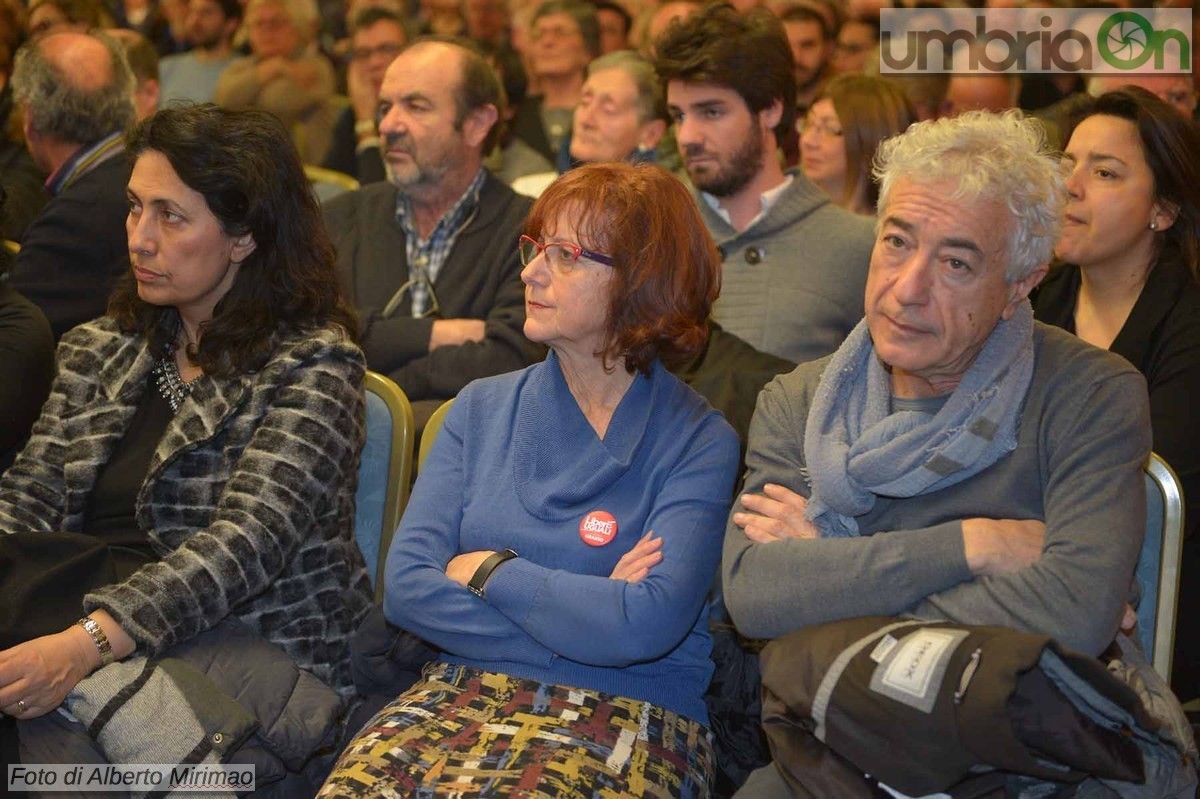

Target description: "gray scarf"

left=803, top=302, right=1035, bottom=536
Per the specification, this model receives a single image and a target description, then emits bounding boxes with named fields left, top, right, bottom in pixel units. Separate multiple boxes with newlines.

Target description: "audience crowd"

left=0, top=0, right=1198, bottom=794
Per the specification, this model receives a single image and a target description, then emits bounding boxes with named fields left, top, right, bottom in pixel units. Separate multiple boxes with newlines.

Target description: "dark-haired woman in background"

left=1032, top=86, right=1200, bottom=704
left=321, top=162, right=739, bottom=798
left=0, top=104, right=371, bottom=779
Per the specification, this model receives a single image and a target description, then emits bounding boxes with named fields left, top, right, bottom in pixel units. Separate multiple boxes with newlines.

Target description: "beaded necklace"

left=152, top=347, right=198, bottom=413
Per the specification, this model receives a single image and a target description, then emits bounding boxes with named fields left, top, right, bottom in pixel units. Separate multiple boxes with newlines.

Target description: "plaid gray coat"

left=0, top=317, right=372, bottom=695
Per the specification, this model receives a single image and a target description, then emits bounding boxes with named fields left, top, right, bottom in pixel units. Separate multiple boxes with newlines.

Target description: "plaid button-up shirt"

left=393, top=168, right=486, bottom=317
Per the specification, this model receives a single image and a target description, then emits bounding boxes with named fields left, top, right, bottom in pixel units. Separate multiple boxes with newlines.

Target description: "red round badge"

left=579, top=510, right=617, bottom=547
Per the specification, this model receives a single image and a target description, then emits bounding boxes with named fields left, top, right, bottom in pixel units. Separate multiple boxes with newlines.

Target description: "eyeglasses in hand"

left=381, top=260, right=441, bottom=319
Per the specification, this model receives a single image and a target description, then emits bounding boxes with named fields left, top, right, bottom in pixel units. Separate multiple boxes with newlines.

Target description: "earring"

left=1150, top=221, right=1158, bottom=231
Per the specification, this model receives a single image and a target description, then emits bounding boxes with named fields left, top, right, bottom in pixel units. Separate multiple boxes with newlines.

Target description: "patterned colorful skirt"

left=318, top=662, right=715, bottom=798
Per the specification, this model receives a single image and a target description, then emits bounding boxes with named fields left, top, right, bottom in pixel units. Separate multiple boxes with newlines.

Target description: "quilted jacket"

left=0, top=316, right=373, bottom=695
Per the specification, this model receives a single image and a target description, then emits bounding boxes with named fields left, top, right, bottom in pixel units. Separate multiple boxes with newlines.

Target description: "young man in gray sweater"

left=655, top=3, right=875, bottom=365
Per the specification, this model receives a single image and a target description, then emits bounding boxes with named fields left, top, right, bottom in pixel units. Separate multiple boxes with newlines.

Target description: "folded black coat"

left=349, top=604, right=441, bottom=697
left=0, top=532, right=118, bottom=649
left=759, top=616, right=1193, bottom=798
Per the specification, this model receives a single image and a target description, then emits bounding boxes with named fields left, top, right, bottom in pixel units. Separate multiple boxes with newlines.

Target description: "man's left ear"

left=1000, top=262, right=1048, bottom=320
left=463, top=104, right=499, bottom=150
left=231, top=233, right=257, bottom=265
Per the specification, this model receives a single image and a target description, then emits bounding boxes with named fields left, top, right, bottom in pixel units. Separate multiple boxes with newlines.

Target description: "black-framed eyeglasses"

left=348, top=42, right=405, bottom=62
left=518, top=235, right=614, bottom=269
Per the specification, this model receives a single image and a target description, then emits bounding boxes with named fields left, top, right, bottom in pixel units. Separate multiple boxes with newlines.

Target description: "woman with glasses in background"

left=321, top=162, right=739, bottom=799
left=800, top=73, right=915, bottom=216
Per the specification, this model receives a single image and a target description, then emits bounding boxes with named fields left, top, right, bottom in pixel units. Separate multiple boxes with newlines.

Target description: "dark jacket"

left=760, top=616, right=1197, bottom=798
left=0, top=284, right=54, bottom=473
left=1033, top=258, right=1200, bottom=542
left=1033, top=258, right=1200, bottom=704
left=323, top=171, right=543, bottom=401
left=0, top=146, right=47, bottom=243
left=509, top=95, right=555, bottom=163
left=7, top=154, right=131, bottom=341
left=670, top=322, right=795, bottom=477
left=0, top=317, right=374, bottom=695
left=63, top=617, right=345, bottom=790
left=0, top=83, right=47, bottom=242
left=321, top=105, right=387, bottom=185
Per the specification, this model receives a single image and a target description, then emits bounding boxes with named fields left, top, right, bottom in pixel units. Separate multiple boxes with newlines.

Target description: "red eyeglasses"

left=519, top=235, right=614, bottom=268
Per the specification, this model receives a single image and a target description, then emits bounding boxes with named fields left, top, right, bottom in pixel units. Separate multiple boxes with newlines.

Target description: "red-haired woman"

left=321, top=162, right=739, bottom=798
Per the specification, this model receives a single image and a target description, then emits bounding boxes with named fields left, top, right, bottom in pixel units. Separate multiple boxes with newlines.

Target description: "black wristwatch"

left=468, top=549, right=518, bottom=598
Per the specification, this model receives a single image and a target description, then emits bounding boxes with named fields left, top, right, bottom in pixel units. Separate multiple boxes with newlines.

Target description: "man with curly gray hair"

left=8, top=30, right=135, bottom=340
left=723, top=110, right=1155, bottom=795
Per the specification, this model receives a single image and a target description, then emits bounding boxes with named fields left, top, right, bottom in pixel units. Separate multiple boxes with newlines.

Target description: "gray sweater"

left=723, top=322, right=1152, bottom=657
left=697, top=172, right=875, bottom=364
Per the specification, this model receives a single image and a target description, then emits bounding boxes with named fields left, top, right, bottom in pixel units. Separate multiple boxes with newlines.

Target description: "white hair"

left=247, top=0, right=318, bottom=35
left=873, top=109, right=1067, bottom=281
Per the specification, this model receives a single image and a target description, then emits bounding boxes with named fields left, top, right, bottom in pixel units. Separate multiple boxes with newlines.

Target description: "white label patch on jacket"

left=869, top=634, right=899, bottom=664
left=869, top=628, right=969, bottom=714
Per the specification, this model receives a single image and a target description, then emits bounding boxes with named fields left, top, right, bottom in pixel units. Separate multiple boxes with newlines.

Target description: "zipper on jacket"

left=953, top=647, right=983, bottom=705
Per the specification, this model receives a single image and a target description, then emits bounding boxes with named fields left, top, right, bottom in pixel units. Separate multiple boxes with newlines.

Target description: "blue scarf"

left=803, top=302, right=1035, bottom=536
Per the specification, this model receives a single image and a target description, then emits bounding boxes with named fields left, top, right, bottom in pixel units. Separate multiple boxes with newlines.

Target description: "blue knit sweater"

left=384, top=352, right=739, bottom=723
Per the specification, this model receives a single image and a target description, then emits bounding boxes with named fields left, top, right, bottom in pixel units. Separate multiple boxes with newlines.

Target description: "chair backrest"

left=356, top=371, right=415, bottom=600
left=417, top=398, right=455, bottom=472
left=305, top=165, right=361, bottom=204
left=1135, top=452, right=1185, bottom=681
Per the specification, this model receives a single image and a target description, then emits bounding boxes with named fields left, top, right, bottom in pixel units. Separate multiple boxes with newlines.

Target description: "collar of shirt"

left=702, top=174, right=794, bottom=233
left=46, top=132, right=126, bottom=196
left=392, top=167, right=487, bottom=317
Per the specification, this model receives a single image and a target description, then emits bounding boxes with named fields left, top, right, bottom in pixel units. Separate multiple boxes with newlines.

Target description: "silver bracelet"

left=78, top=617, right=114, bottom=666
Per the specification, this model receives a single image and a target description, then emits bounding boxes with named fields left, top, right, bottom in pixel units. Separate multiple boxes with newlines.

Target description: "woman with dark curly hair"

left=321, top=162, right=740, bottom=798
left=1033, top=86, right=1200, bottom=703
left=0, top=104, right=372, bottom=786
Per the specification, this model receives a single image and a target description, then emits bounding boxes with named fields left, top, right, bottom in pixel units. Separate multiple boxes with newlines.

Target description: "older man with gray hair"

left=724, top=110, right=1154, bottom=792
left=8, top=31, right=136, bottom=340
